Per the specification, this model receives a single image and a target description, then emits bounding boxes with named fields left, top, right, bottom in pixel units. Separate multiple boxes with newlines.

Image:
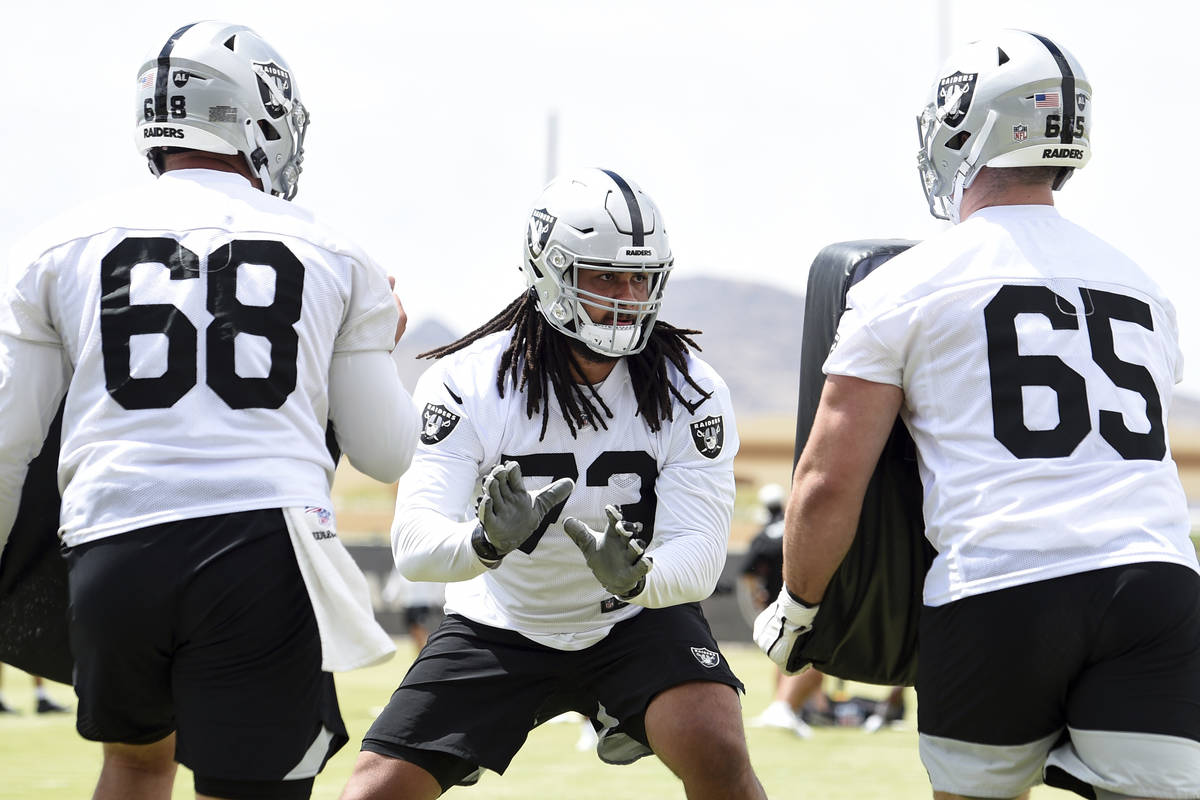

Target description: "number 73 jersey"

left=826, top=204, right=1198, bottom=606
left=0, top=170, right=398, bottom=546
left=392, top=330, right=738, bottom=650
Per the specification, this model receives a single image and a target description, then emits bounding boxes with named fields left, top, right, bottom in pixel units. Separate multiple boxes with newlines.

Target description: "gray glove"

left=563, top=505, right=652, bottom=598
left=475, top=461, right=574, bottom=562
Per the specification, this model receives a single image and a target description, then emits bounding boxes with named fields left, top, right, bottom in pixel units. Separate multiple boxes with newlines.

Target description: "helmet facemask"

left=537, top=244, right=672, bottom=357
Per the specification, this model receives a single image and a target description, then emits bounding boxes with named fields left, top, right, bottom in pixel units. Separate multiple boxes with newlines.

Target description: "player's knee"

left=194, top=775, right=314, bottom=800
left=102, top=738, right=176, bottom=775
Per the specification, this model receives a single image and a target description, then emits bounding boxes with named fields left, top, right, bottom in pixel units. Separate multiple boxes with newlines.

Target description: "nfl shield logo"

left=421, top=404, right=461, bottom=445
left=689, top=415, right=724, bottom=459
left=527, top=208, right=557, bottom=259
left=1012, top=124, right=1028, bottom=142
left=690, top=646, right=720, bottom=668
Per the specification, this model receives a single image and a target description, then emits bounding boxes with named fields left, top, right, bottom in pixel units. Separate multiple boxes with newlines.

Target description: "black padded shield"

left=792, top=240, right=934, bottom=687
left=0, top=403, right=72, bottom=684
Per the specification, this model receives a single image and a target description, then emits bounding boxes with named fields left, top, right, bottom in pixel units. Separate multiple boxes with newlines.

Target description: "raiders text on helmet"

left=521, top=168, right=673, bottom=357
left=916, top=30, right=1092, bottom=221
left=134, top=21, right=309, bottom=200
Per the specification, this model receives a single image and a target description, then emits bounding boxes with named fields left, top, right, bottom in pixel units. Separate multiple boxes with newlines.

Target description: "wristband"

left=617, top=557, right=652, bottom=600
left=471, top=523, right=504, bottom=569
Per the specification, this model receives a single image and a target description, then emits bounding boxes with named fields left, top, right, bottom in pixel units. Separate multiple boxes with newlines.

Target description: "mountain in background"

left=393, top=277, right=1200, bottom=431
left=394, top=277, right=806, bottom=421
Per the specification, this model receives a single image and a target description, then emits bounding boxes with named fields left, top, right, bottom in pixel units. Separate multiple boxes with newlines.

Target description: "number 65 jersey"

left=392, top=330, right=738, bottom=650
left=825, top=204, right=1198, bottom=607
left=0, top=170, right=399, bottom=547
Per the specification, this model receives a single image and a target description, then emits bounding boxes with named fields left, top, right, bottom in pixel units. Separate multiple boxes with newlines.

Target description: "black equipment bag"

left=792, top=239, right=935, bottom=687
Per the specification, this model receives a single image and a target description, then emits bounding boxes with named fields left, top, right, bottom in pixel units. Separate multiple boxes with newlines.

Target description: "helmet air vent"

left=224, top=35, right=237, bottom=51
left=257, top=120, right=281, bottom=141
left=945, top=131, right=971, bottom=151
left=997, top=47, right=1010, bottom=66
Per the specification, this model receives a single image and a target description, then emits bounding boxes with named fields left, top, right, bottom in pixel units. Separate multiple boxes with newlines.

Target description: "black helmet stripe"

left=1028, top=32, right=1076, bottom=145
left=600, top=169, right=645, bottom=247
left=154, top=23, right=198, bottom=122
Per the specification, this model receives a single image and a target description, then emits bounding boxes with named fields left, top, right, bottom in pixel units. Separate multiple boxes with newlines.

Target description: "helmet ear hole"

left=945, top=131, right=971, bottom=151
left=257, top=120, right=281, bottom=141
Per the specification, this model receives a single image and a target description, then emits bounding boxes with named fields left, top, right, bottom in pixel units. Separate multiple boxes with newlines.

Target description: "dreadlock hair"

left=420, top=289, right=712, bottom=440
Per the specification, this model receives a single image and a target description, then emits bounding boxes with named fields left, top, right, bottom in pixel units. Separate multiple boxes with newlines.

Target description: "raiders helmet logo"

left=252, top=60, right=292, bottom=119
left=689, top=415, right=725, bottom=459
left=527, top=208, right=557, bottom=259
left=420, top=403, right=461, bottom=445
left=690, top=646, right=720, bottom=668
left=936, top=71, right=977, bottom=127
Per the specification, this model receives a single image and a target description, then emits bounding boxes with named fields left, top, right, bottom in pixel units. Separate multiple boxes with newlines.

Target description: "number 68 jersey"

left=392, top=330, right=738, bottom=651
left=825, top=204, right=1198, bottom=607
left=0, top=170, right=398, bottom=547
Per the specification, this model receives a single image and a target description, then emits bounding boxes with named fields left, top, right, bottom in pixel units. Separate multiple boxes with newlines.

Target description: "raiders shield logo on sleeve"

left=527, top=208, right=557, bottom=258
left=689, top=415, right=724, bottom=459
left=690, top=646, right=720, bottom=668
left=420, top=403, right=461, bottom=445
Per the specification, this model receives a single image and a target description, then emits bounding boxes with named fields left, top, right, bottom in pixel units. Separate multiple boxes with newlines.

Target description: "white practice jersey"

left=392, top=330, right=738, bottom=650
left=0, top=170, right=399, bottom=546
left=826, top=204, right=1197, bottom=605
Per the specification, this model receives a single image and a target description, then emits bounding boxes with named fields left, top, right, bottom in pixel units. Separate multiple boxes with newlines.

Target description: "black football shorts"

left=361, top=602, right=743, bottom=791
left=66, top=509, right=346, bottom=790
left=917, top=561, right=1200, bottom=798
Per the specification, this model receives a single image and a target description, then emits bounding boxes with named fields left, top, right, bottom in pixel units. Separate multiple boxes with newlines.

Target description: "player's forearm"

left=781, top=472, right=865, bottom=604
left=626, top=527, right=727, bottom=608
left=329, top=350, right=419, bottom=482
left=391, top=508, right=489, bottom=582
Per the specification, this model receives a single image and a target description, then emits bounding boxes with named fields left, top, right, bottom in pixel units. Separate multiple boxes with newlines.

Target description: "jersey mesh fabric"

left=0, top=170, right=397, bottom=545
left=824, top=205, right=1197, bottom=605
left=394, top=331, right=738, bottom=650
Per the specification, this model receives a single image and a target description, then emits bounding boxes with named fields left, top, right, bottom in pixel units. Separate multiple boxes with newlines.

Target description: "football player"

left=340, top=168, right=765, bottom=800
left=755, top=30, right=1200, bottom=800
left=0, top=21, right=418, bottom=800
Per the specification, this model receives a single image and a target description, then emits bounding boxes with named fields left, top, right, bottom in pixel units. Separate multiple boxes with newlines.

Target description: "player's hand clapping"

left=563, top=505, right=652, bottom=598
left=475, top=462, right=574, bottom=560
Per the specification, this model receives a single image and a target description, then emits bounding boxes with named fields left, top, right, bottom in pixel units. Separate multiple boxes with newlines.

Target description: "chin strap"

left=242, top=120, right=275, bottom=195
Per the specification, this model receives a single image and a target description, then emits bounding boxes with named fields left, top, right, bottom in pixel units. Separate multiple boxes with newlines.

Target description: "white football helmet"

left=134, top=21, right=309, bottom=200
left=522, top=168, right=673, bottom=357
left=917, top=30, right=1091, bottom=221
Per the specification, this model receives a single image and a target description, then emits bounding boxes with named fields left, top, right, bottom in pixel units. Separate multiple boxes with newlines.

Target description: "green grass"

left=0, top=641, right=1079, bottom=799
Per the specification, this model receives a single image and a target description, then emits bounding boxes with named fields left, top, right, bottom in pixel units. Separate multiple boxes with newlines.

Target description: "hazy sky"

left=4, top=1, right=1200, bottom=391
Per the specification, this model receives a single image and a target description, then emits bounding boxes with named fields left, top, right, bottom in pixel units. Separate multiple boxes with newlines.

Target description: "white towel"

left=283, top=505, right=395, bottom=672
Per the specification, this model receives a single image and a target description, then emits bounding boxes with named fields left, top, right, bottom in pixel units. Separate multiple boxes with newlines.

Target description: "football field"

left=0, top=640, right=1080, bottom=800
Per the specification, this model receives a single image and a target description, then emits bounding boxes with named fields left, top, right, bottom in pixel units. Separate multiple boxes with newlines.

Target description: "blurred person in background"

left=740, top=483, right=824, bottom=738
left=0, top=662, right=70, bottom=714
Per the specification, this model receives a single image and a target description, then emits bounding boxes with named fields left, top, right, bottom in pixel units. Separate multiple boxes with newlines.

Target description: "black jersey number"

left=500, top=450, right=658, bottom=555
left=984, top=284, right=1164, bottom=460
left=100, top=236, right=304, bottom=410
